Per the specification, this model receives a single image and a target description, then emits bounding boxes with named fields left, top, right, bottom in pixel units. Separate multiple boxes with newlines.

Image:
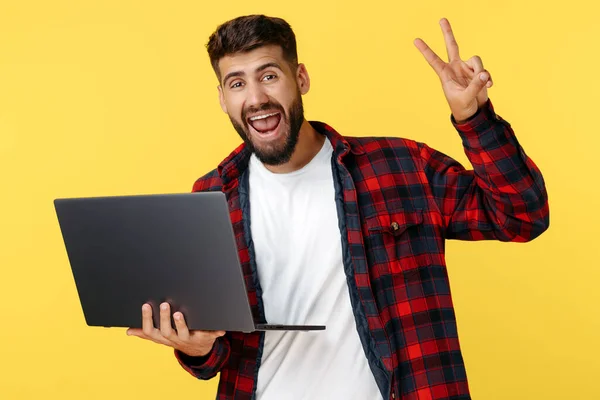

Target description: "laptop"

left=54, top=192, right=325, bottom=333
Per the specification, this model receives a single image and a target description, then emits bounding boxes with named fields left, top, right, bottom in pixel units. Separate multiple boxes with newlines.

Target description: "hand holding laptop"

left=126, top=302, right=225, bottom=357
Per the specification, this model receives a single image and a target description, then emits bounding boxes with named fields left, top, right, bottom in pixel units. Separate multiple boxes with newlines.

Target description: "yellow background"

left=0, top=0, right=597, bottom=399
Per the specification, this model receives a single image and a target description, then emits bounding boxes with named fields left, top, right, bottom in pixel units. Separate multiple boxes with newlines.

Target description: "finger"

left=127, top=328, right=169, bottom=346
left=485, top=70, right=493, bottom=88
left=141, top=303, right=156, bottom=337
left=466, top=55, right=484, bottom=74
left=414, top=38, right=445, bottom=76
left=465, top=70, right=491, bottom=99
left=439, top=18, right=460, bottom=61
left=126, top=328, right=144, bottom=337
left=467, top=56, right=493, bottom=88
left=126, top=328, right=157, bottom=342
left=173, top=311, right=189, bottom=340
left=159, top=302, right=175, bottom=338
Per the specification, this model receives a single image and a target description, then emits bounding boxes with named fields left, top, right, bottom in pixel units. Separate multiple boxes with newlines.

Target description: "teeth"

left=249, top=112, right=278, bottom=121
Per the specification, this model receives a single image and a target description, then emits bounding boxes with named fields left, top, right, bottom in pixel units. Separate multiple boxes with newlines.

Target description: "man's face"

left=217, top=45, right=310, bottom=165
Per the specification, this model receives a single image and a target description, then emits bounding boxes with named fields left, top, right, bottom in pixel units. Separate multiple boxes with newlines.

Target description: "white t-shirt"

left=248, top=137, right=382, bottom=400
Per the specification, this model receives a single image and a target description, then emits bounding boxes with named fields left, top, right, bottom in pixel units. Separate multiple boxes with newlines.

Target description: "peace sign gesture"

left=414, top=18, right=493, bottom=123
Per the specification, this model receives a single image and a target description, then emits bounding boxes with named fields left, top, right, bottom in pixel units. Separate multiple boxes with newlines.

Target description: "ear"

left=218, top=85, right=228, bottom=114
left=296, top=63, right=310, bottom=95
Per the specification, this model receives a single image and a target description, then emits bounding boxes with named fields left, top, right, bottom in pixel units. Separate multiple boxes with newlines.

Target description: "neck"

left=263, top=120, right=325, bottom=174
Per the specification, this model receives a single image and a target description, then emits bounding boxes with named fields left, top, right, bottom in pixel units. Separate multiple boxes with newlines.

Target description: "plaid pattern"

left=174, top=99, right=549, bottom=399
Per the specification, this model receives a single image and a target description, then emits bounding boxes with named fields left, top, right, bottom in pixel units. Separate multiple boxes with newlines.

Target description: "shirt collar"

left=217, top=121, right=364, bottom=188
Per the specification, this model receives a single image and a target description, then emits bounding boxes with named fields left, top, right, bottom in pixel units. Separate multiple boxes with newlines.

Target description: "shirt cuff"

left=451, top=98, right=505, bottom=127
left=175, top=342, right=219, bottom=369
left=451, top=98, right=512, bottom=148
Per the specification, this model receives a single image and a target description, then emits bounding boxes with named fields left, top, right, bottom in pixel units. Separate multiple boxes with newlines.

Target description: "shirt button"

left=391, top=221, right=399, bottom=231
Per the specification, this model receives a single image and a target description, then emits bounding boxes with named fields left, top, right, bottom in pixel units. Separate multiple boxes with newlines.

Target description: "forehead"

left=218, top=45, right=288, bottom=78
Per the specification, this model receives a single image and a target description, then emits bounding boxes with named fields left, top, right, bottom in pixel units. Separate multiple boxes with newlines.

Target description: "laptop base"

left=254, top=324, right=326, bottom=331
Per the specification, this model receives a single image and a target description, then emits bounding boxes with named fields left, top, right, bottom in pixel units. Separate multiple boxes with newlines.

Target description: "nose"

left=246, top=81, right=270, bottom=110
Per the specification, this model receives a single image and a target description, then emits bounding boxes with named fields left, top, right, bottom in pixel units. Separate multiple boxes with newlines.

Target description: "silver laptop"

left=54, top=192, right=325, bottom=333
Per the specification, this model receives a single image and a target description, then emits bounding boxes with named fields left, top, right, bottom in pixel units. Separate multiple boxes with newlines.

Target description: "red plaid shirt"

left=174, top=99, right=549, bottom=400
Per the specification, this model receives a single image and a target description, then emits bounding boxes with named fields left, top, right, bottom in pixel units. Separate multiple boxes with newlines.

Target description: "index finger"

left=440, top=18, right=460, bottom=61
left=414, top=38, right=445, bottom=76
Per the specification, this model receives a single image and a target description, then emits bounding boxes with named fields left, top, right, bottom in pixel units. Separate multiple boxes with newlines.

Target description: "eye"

left=262, top=74, right=277, bottom=82
left=230, top=81, right=244, bottom=89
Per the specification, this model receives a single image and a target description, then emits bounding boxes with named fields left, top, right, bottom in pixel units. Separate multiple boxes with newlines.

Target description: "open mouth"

left=247, top=112, right=282, bottom=137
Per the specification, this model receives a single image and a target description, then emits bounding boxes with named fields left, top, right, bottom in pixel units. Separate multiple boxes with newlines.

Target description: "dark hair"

left=206, top=15, right=298, bottom=80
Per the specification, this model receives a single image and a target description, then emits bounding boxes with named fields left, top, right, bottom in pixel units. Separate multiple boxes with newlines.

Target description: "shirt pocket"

left=364, top=208, right=432, bottom=274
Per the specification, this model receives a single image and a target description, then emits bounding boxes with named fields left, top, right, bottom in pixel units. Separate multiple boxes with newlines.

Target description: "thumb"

left=465, top=70, right=490, bottom=99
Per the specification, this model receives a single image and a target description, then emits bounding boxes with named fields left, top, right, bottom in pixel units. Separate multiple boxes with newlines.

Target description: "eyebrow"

left=222, top=62, right=283, bottom=86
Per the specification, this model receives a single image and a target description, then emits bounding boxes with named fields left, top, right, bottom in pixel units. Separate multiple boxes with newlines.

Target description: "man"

left=127, top=14, right=549, bottom=400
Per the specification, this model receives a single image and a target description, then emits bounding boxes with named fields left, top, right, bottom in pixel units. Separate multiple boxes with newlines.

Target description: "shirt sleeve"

left=419, top=98, right=550, bottom=241
left=173, top=335, right=231, bottom=380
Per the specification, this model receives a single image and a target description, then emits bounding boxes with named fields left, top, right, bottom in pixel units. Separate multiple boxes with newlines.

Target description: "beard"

left=228, top=90, right=304, bottom=166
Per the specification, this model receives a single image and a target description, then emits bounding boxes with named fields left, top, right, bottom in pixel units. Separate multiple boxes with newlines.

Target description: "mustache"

left=242, top=102, right=285, bottom=124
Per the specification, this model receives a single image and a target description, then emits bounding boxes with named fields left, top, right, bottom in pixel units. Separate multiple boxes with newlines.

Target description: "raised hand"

left=126, top=302, right=225, bottom=357
left=414, top=18, right=493, bottom=123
